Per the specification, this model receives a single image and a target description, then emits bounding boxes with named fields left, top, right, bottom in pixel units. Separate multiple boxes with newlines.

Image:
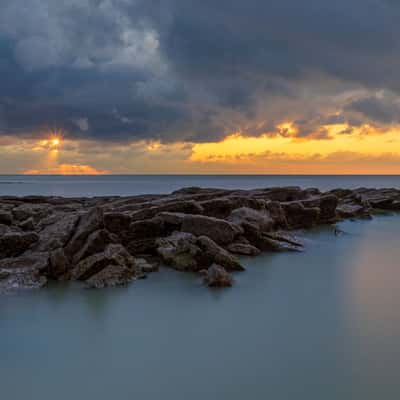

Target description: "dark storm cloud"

left=1, top=0, right=400, bottom=142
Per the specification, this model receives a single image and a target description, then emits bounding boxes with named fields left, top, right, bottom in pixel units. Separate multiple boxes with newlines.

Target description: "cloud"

left=1, top=0, right=400, bottom=145
left=23, top=164, right=107, bottom=175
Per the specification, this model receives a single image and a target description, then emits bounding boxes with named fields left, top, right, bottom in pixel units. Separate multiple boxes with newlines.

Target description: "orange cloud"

left=23, top=164, right=107, bottom=175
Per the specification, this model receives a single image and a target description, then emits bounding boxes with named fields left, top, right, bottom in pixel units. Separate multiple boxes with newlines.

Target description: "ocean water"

left=1, top=175, right=400, bottom=399
left=0, top=174, right=399, bottom=197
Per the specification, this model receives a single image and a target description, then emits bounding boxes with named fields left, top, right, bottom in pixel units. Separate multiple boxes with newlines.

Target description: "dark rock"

left=0, top=232, right=39, bottom=258
left=49, top=248, right=70, bottom=279
left=85, top=264, right=137, bottom=288
left=73, top=229, right=115, bottom=264
left=181, top=214, right=242, bottom=245
left=70, top=244, right=137, bottom=281
left=336, top=203, right=368, bottom=218
left=282, top=201, right=320, bottom=228
left=0, top=270, right=47, bottom=293
left=227, top=242, right=261, bottom=256
left=0, top=211, right=12, bottom=226
left=103, top=212, right=131, bottom=234
left=228, top=207, right=274, bottom=233
left=19, top=217, right=36, bottom=231
left=0, top=251, right=49, bottom=273
left=135, top=258, right=159, bottom=273
left=202, top=264, right=233, bottom=288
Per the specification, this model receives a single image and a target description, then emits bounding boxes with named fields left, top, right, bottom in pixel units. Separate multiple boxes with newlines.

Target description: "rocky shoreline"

left=1, top=186, right=399, bottom=293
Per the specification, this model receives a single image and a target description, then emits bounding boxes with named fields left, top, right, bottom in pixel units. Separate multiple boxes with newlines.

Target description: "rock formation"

left=0, top=186, right=399, bottom=293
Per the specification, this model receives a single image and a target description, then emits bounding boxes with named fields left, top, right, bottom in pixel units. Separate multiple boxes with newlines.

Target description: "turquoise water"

left=0, top=174, right=400, bottom=197
left=2, top=214, right=400, bottom=399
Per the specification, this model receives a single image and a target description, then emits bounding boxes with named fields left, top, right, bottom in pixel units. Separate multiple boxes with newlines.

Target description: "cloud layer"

left=1, top=0, right=400, bottom=144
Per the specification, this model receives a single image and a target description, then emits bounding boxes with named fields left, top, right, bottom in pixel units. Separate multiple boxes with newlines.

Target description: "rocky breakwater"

left=0, top=186, right=399, bottom=293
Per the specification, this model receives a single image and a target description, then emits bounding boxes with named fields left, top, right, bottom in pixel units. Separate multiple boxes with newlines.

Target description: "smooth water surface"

left=2, top=214, right=400, bottom=399
left=0, top=174, right=399, bottom=197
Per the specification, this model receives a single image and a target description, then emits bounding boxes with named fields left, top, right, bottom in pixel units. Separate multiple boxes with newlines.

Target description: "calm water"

left=2, top=215, right=400, bottom=399
left=0, top=174, right=399, bottom=197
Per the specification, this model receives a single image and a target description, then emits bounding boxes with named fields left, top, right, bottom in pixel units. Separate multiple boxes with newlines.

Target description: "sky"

left=1, top=0, right=400, bottom=174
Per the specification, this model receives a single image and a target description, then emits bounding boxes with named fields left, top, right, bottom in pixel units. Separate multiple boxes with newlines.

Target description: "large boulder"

left=228, top=207, right=274, bottom=233
left=0, top=232, right=39, bottom=258
left=103, top=212, right=132, bottom=234
left=181, top=214, right=242, bottom=245
left=281, top=201, right=320, bottom=228
left=65, top=208, right=103, bottom=257
left=70, top=244, right=138, bottom=282
left=85, top=264, right=137, bottom=288
left=37, top=213, right=80, bottom=251
left=201, top=264, right=233, bottom=288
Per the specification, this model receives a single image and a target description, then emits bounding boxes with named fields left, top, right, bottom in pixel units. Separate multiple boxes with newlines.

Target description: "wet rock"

left=0, top=210, right=12, bottom=226
left=85, top=264, right=137, bottom=288
left=71, top=244, right=137, bottom=281
left=197, top=236, right=245, bottom=271
left=49, top=248, right=70, bottom=279
left=227, top=242, right=261, bottom=256
left=135, top=258, right=159, bottom=273
left=0, top=232, right=39, bottom=258
left=202, top=264, right=233, bottom=288
left=0, top=251, right=49, bottom=273
left=0, top=270, right=47, bottom=293
left=336, top=203, right=368, bottom=218
left=181, top=214, right=242, bottom=245
left=157, top=232, right=200, bottom=271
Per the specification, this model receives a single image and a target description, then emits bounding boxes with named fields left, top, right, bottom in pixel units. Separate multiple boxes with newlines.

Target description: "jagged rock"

left=157, top=232, right=200, bottom=271
left=0, top=251, right=49, bottom=273
left=73, top=229, right=116, bottom=264
left=128, top=217, right=165, bottom=238
left=228, top=207, right=274, bottom=233
left=103, top=212, right=132, bottom=234
left=266, top=201, right=288, bottom=228
left=227, top=242, right=261, bottom=256
left=181, top=214, right=242, bottom=245
left=199, top=198, right=235, bottom=218
left=19, top=217, right=36, bottom=231
left=65, top=208, right=103, bottom=257
left=0, top=232, right=39, bottom=258
left=48, top=248, right=70, bottom=279
left=336, top=203, right=369, bottom=218
left=37, top=213, right=79, bottom=251
left=201, top=264, right=233, bottom=288
left=12, top=204, right=51, bottom=222
left=197, top=236, right=245, bottom=271
left=70, top=244, right=137, bottom=281
left=135, top=258, right=159, bottom=273
left=156, top=212, right=186, bottom=226
left=85, top=264, right=137, bottom=288
left=282, top=201, right=320, bottom=228
left=0, top=270, right=47, bottom=293
left=0, top=211, right=12, bottom=226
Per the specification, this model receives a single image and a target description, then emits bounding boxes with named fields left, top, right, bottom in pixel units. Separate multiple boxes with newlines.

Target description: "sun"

left=51, top=138, right=60, bottom=147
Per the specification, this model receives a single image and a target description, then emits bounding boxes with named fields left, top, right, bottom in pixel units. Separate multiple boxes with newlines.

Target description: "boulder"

left=48, top=248, right=70, bottom=279
left=336, top=203, right=369, bottom=218
left=282, top=201, right=320, bottom=228
left=0, top=232, right=39, bottom=258
left=70, top=244, right=137, bottom=281
left=181, top=214, right=242, bottom=245
left=12, top=204, right=51, bottom=222
left=37, top=213, right=79, bottom=251
left=103, top=212, right=132, bottom=234
left=227, top=242, right=261, bottom=256
left=202, top=264, right=233, bottom=288
left=197, top=236, right=245, bottom=271
left=0, top=251, right=49, bottom=273
left=0, top=270, right=47, bottom=293
left=65, top=208, right=103, bottom=257
left=134, top=258, right=159, bottom=273
left=85, top=264, right=137, bottom=289
left=228, top=207, right=274, bottom=233
left=0, top=211, right=12, bottom=226
left=19, top=217, right=36, bottom=231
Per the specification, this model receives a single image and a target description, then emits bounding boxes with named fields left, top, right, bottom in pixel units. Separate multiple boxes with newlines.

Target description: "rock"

left=65, top=208, right=103, bottom=257
left=48, top=248, right=70, bottom=279
left=12, top=204, right=51, bottom=222
left=157, top=212, right=186, bottom=226
left=0, top=210, right=12, bottom=226
left=157, top=232, right=201, bottom=271
left=19, top=217, right=36, bottom=231
left=282, top=201, right=320, bottom=228
left=134, top=258, right=159, bottom=273
left=197, top=236, right=245, bottom=271
left=128, top=217, right=165, bottom=238
left=103, top=212, right=132, bottom=234
left=0, top=251, right=49, bottom=273
left=199, top=198, right=235, bottom=218
left=85, top=264, right=137, bottom=288
left=0, top=270, right=47, bottom=293
left=336, top=203, right=368, bottom=218
left=0, top=232, right=39, bottom=258
left=73, top=229, right=115, bottom=264
left=70, top=244, right=137, bottom=281
left=228, top=207, right=274, bottom=233
left=37, top=213, right=79, bottom=251
left=202, top=264, right=233, bottom=288
left=181, top=214, right=242, bottom=245
left=227, top=242, right=261, bottom=256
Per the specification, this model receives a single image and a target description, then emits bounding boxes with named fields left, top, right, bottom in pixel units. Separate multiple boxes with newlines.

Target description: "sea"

left=1, top=175, right=400, bottom=400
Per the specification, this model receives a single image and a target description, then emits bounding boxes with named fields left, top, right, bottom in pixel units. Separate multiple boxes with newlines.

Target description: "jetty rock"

left=0, top=186, right=399, bottom=293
